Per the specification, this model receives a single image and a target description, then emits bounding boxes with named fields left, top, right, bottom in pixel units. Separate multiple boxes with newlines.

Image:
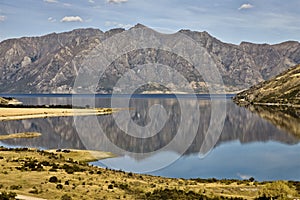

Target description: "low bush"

left=108, top=184, right=113, bottom=189
left=49, top=176, right=59, bottom=183
left=61, top=194, right=72, bottom=200
left=56, top=184, right=63, bottom=189
left=9, top=185, right=22, bottom=190
left=0, top=191, right=17, bottom=200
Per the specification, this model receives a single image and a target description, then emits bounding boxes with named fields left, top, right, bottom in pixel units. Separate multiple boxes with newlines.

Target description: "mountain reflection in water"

left=248, top=105, right=300, bottom=137
left=0, top=96, right=298, bottom=155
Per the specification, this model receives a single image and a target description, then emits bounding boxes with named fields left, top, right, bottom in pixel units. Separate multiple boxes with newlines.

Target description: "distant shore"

left=0, top=107, right=117, bottom=121
left=0, top=132, right=41, bottom=140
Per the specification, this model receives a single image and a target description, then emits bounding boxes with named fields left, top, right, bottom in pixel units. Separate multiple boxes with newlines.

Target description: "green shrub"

left=61, top=194, right=72, bottom=200
left=56, top=184, right=63, bottom=189
left=0, top=191, right=17, bottom=200
left=9, top=185, right=22, bottom=190
left=49, top=176, right=59, bottom=183
left=108, top=184, right=113, bottom=189
left=61, top=164, right=83, bottom=174
left=118, top=183, right=129, bottom=190
left=249, top=177, right=255, bottom=182
left=144, top=188, right=244, bottom=200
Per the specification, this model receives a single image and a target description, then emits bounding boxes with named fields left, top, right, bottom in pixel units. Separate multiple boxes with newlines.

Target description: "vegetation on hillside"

left=0, top=147, right=299, bottom=199
left=234, top=64, right=300, bottom=106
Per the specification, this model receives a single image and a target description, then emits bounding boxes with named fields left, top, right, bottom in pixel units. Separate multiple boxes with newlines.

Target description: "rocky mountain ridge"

left=1, top=24, right=300, bottom=93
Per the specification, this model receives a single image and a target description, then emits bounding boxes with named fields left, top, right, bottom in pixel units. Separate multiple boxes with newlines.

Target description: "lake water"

left=0, top=94, right=300, bottom=181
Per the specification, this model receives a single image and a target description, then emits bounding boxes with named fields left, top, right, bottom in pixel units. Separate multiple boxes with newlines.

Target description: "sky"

left=0, top=0, right=300, bottom=44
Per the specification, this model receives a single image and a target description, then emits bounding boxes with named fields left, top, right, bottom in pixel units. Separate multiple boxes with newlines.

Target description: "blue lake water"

left=0, top=94, right=299, bottom=181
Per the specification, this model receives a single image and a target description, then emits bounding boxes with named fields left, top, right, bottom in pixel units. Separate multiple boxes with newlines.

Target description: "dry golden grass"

left=0, top=132, right=41, bottom=140
left=46, top=149, right=116, bottom=163
left=0, top=148, right=299, bottom=200
left=0, top=107, right=117, bottom=121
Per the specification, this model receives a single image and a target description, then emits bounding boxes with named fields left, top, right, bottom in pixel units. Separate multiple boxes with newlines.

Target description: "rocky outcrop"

left=1, top=24, right=300, bottom=93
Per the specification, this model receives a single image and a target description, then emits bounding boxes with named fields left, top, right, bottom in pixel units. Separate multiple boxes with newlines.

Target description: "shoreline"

left=0, top=107, right=118, bottom=121
left=252, top=102, right=300, bottom=108
left=234, top=99, right=300, bottom=108
left=0, top=132, right=42, bottom=140
left=46, top=149, right=116, bottom=163
left=0, top=147, right=299, bottom=199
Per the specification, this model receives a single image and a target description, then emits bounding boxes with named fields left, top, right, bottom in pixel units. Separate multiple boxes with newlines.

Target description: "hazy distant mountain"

left=234, top=64, right=300, bottom=106
left=1, top=24, right=300, bottom=93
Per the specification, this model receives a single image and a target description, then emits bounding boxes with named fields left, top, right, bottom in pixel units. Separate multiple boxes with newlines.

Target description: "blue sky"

left=0, top=0, right=300, bottom=44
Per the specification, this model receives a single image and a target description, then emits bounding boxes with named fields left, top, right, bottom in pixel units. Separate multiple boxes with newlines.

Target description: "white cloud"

left=238, top=3, right=254, bottom=10
left=88, top=0, right=95, bottom=3
left=107, top=0, right=128, bottom=4
left=105, top=21, right=132, bottom=29
left=48, top=17, right=56, bottom=22
left=237, top=173, right=252, bottom=180
left=63, top=3, right=72, bottom=7
left=44, top=0, right=58, bottom=3
left=60, top=16, right=83, bottom=22
left=0, top=15, right=6, bottom=22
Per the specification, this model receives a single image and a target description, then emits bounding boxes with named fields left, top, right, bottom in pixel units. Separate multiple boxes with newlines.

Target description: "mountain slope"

left=234, top=64, right=300, bottom=106
left=1, top=24, right=300, bottom=93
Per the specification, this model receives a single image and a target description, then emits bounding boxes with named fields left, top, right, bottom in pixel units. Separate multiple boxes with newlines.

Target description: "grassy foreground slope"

left=234, top=64, right=300, bottom=106
left=0, top=147, right=299, bottom=199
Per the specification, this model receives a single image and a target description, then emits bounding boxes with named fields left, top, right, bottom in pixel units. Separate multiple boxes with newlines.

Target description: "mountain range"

left=1, top=24, right=300, bottom=93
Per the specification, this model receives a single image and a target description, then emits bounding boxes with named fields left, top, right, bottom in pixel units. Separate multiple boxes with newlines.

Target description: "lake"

left=0, top=94, right=300, bottom=181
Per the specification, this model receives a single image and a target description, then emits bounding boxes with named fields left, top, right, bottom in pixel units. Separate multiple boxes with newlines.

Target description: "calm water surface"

left=0, top=94, right=300, bottom=181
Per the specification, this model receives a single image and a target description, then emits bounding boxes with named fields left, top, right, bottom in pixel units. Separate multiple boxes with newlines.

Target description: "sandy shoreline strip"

left=0, top=107, right=118, bottom=121
left=46, top=149, right=116, bottom=162
left=0, top=132, right=42, bottom=140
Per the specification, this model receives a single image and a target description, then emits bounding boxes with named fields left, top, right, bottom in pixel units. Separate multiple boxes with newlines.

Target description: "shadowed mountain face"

left=1, top=24, right=300, bottom=93
left=0, top=99, right=298, bottom=159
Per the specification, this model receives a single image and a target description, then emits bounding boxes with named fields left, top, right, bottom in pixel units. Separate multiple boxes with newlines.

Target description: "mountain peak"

left=130, top=23, right=148, bottom=30
left=178, top=29, right=212, bottom=37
